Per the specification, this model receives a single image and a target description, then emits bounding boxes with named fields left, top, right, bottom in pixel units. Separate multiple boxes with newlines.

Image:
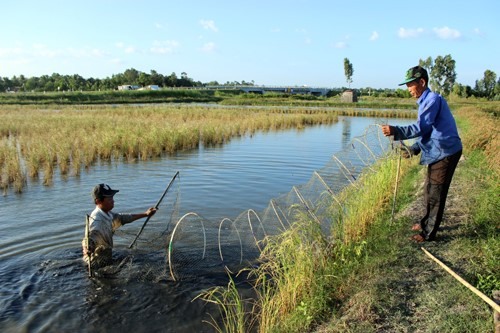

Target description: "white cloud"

left=32, top=44, right=60, bottom=58
left=124, top=47, right=136, bottom=54
left=369, top=31, right=379, bottom=41
left=200, top=19, right=218, bottom=32
left=398, top=27, right=425, bottom=38
left=115, top=42, right=136, bottom=54
left=433, top=26, right=461, bottom=39
left=200, top=42, right=216, bottom=53
left=0, top=46, right=24, bottom=57
left=150, top=40, right=180, bottom=54
left=473, top=27, right=485, bottom=36
left=333, top=34, right=350, bottom=49
left=334, top=41, right=348, bottom=49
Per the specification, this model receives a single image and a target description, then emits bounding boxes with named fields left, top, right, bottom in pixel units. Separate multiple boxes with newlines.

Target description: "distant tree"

left=166, top=72, right=178, bottom=87
left=481, top=70, right=497, bottom=99
left=123, top=68, right=140, bottom=85
left=68, top=74, right=86, bottom=91
left=150, top=70, right=164, bottom=86
left=24, top=77, right=39, bottom=91
left=418, top=56, right=433, bottom=73
left=430, top=54, right=456, bottom=96
left=137, top=72, right=151, bottom=87
left=495, top=77, right=500, bottom=99
left=452, top=83, right=469, bottom=98
left=395, top=88, right=411, bottom=98
left=343, top=58, right=354, bottom=88
left=178, top=72, right=195, bottom=87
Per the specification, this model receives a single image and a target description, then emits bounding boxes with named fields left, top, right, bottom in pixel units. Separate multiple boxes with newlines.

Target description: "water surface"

left=0, top=116, right=412, bottom=332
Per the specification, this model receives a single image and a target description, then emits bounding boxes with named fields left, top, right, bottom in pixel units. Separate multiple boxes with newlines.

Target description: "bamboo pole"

left=493, top=290, right=500, bottom=333
left=390, top=145, right=402, bottom=225
left=421, top=247, right=500, bottom=314
left=85, top=214, right=93, bottom=278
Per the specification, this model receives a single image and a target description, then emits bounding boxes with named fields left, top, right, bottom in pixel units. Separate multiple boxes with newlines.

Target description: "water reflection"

left=341, top=117, right=352, bottom=147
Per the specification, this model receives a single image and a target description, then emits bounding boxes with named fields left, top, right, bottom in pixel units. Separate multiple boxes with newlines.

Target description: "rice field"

left=1, top=104, right=337, bottom=193
left=0, top=103, right=417, bottom=194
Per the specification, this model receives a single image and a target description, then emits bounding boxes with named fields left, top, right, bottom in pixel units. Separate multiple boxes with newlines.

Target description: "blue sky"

left=1, top=0, right=498, bottom=88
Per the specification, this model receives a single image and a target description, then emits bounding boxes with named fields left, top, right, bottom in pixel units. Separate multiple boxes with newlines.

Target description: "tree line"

left=0, top=68, right=255, bottom=94
left=344, top=54, right=499, bottom=100
left=417, top=54, right=499, bottom=100
left=2, top=54, right=499, bottom=100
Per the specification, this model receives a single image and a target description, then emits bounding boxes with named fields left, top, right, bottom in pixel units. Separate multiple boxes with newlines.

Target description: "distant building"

left=341, top=89, right=357, bottom=103
left=117, top=85, right=140, bottom=91
left=138, top=85, right=160, bottom=91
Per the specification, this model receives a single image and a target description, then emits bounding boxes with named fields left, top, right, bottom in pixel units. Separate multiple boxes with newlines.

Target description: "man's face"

left=98, top=196, right=115, bottom=212
left=406, top=79, right=426, bottom=98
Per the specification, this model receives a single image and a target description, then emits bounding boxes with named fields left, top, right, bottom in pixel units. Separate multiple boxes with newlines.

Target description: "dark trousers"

left=420, top=150, right=462, bottom=240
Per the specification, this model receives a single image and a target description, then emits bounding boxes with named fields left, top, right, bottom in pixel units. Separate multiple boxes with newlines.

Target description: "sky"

left=1, top=0, right=499, bottom=89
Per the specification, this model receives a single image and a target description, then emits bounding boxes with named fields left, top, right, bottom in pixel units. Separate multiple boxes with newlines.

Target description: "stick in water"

left=85, top=214, right=93, bottom=278
left=128, top=171, right=180, bottom=249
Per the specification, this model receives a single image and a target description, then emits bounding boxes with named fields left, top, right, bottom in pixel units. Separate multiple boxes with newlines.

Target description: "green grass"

left=0, top=89, right=224, bottom=104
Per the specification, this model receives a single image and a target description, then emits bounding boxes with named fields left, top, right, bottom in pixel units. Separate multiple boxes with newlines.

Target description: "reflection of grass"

left=0, top=104, right=342, bottom=192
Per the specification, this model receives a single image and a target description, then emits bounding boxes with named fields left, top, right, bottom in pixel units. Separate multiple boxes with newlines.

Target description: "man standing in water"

left=381, top=66, right=462, bottom=242
left=82, top=183, right=156, bottom=267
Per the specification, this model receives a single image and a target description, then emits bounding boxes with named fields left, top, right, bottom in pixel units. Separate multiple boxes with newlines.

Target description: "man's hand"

left=145, top=207, right=157, bottom=217
left=400, top=147, right=412, bottom=159
left=82, top=243, right=94, bottom=257
left=381, top=125, right=394, bottom=137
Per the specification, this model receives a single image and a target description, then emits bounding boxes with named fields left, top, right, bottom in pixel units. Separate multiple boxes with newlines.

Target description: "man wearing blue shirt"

left=381, top=66, right=462, bottom=242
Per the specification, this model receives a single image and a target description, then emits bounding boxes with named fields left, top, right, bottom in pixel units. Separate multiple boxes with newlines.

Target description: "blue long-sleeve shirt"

left=392, top=88, right=462, bottom=165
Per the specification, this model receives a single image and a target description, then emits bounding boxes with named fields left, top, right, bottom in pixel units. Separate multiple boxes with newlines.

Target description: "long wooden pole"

left=390, top=145, right=402, bottom=225
left=128, top=171, right=179, bottom=249
left=421, top=247, right=500, bottom=313
left=85, top=214, right=93, bottom=278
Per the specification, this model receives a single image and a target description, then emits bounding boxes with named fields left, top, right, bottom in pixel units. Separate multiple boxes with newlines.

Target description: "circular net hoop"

left=164, top=124, right=401, bottom=280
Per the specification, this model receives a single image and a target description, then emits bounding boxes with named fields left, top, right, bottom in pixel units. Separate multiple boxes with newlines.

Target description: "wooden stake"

left=390, top=145, right=401, bottom=225
left=85, top=214, right=93, bottom=278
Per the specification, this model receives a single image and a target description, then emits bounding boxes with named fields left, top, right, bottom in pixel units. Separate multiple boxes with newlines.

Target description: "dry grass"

left=0, top=104, right=339, bottom=193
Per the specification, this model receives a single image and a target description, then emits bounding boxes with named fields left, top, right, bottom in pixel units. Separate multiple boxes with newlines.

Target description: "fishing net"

left=165, top=124, right=394, bottom=280
left=91, top=124, right=398, bottom=281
